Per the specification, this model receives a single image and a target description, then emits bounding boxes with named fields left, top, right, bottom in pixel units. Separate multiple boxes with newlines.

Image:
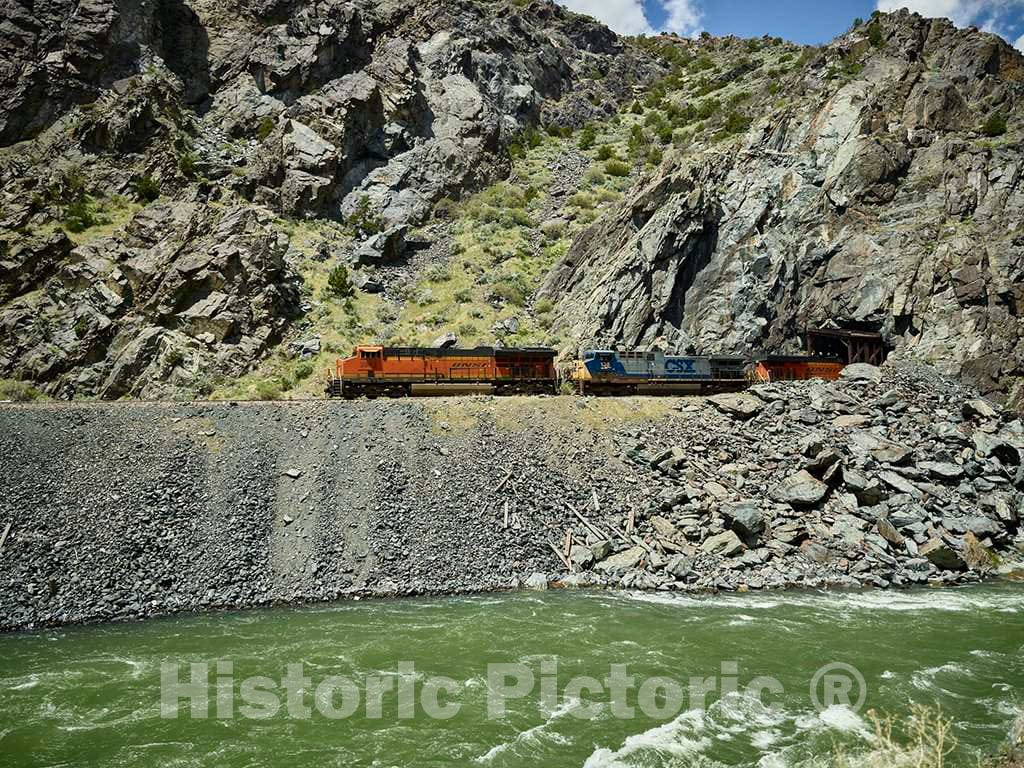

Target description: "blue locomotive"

left=571, top=350, right=748, bottom=395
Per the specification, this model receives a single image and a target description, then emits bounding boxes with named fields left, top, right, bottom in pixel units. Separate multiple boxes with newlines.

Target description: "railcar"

left=326, top=345, right=557, bottom=398
left=570, top=349, right=748, bottom=395
left=750, top=355, right=845, bottom=383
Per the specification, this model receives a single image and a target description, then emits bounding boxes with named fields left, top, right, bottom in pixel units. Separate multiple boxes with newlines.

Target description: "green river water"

left=1, top=585, right=1022, bottom=768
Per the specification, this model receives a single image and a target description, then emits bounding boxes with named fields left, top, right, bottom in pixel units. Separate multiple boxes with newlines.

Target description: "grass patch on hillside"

left=0, top=378, right=47, bottom=402
left=64, top=197, right=142, bottom=245
left=209, top=219, right=390, bottom=400
left=384, top=120, right=641, bottom=349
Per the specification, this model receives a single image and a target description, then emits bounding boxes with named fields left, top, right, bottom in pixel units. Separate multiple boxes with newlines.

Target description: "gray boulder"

left=920, top=539, right=966, bottom=571
left=702, top=530, right=744, bottom=557
left=708, top=392, right=763, bottom=419
left=918, top=461, right=964, bottom=483
left=840, top=364, right=883, bottom=384
left=973, top=433, right=1020, bottom=465
left=963, top=398, right=999, bottom=421
left=595, top=546, right=646, bottom=572
left=665, top=554, right=693, bottom=578
left=770, top=470, right=829, bottom=507
left=722, top=501, right=764, bottom=540
left=569, top=545, right=595, bottom=569
left=433, top=333, right=458, bottom=349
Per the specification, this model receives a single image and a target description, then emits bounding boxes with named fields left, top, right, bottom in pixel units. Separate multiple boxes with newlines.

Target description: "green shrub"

left=867, top=21, right=884, bottom=47
left=294, top=362, right=314, bottom=381
left=644, top=110, right=665, bottom=127
left=604, top=159, right=631, bottom=177
left=716, top=111, right=753, bottom=140
left=177, top=150, right=198, bottom=178
left=490, top=275, right=530, bottom=306
left=133, top=174, right=161, bottom=202
left=627, top=124, right=646, bottom=157
left=796, top=47, right=818, bottom=69
left=433, top=197, right=457, bottom=219
left=982, top=113, right=1008, bottom=137
left=257, top=116, right=275, bottom=140
left=568, top=192, right=595, bottom=209
left=535, top=298, right=554, bottom=314
left=163, top=347, right=185, bottom=367
left=584, top=166, right=605, bottom=185
left=425, top=263, right=452, bottom=282
left=453, top=288, right=473, bottom=303
left=596, top=145, right=615, bottom=161
left=255, top=379, right=283, bottom=401
left=540, top=219, right=566, bottom=240
left=630, top=101, right=644, bottom=115
left=697, top=98, right=720, bottom=120
left=0, top=379, right=45, bottom=402
left=326, top=264, right=355, bottom=299
left=578, top=125, right=597, bottom=150
left=656, top=123, right=674, bottom=145
left=693, top=55, right=715, bottom=71
left=347, top=195, right=384, bottom=237
left=647, top=147, right=663, bottom=166
left=63, top=196, right=99, bottom=232
left=504, top=207, right=532, bottom=227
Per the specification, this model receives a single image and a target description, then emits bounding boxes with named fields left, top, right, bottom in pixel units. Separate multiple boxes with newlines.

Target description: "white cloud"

left=875, top=0, right=988, bottom=26
left=557, top=0, right=655, bottom=35
left=556, top=0, right=703, bottom=36
left=661, top=0, right=704, bottom=34
left=876, top=0, right=1024, bottom=48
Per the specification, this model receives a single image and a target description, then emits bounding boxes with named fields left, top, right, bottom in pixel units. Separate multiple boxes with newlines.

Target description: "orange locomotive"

left=326, top=345, right=557, bottom=398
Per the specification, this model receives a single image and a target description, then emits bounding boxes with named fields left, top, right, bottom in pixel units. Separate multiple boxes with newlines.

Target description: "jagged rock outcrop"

left=0, top=0, right=660, bottom=397
left=0, top=203, right=300, bottom=399
left=541, top=11, right=1024, bottom=406
left=1, top=0, right=659, bottom=224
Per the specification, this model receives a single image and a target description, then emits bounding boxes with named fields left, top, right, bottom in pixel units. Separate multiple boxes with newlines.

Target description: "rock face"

left=541, top=11, right=1024, bottom=405
left=0, top=0, right=661, bottom=397
left=0, top=0, right=659, bottom=223
left=0, top=204, right=300, bottom=398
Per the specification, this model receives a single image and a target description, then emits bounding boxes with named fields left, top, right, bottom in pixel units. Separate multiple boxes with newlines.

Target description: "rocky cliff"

left=0, top=0, right=658, bottom=398
left=541, top=11, right=1024, bottom=406
left=2, top=3, right=1024, bottom=406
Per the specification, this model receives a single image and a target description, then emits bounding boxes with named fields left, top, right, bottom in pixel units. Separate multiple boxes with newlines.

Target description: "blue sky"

left=556, top=0, right=1024, bottom=48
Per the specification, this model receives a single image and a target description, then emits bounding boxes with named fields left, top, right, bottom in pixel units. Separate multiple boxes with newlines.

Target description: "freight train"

left=324, top=344, right=853, bottom=399
left=325, top=345, right=558, bottom=398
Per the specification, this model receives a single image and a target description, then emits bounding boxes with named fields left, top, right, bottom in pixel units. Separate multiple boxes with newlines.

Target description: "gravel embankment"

left=1, top=359, right=1022, bottom=632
